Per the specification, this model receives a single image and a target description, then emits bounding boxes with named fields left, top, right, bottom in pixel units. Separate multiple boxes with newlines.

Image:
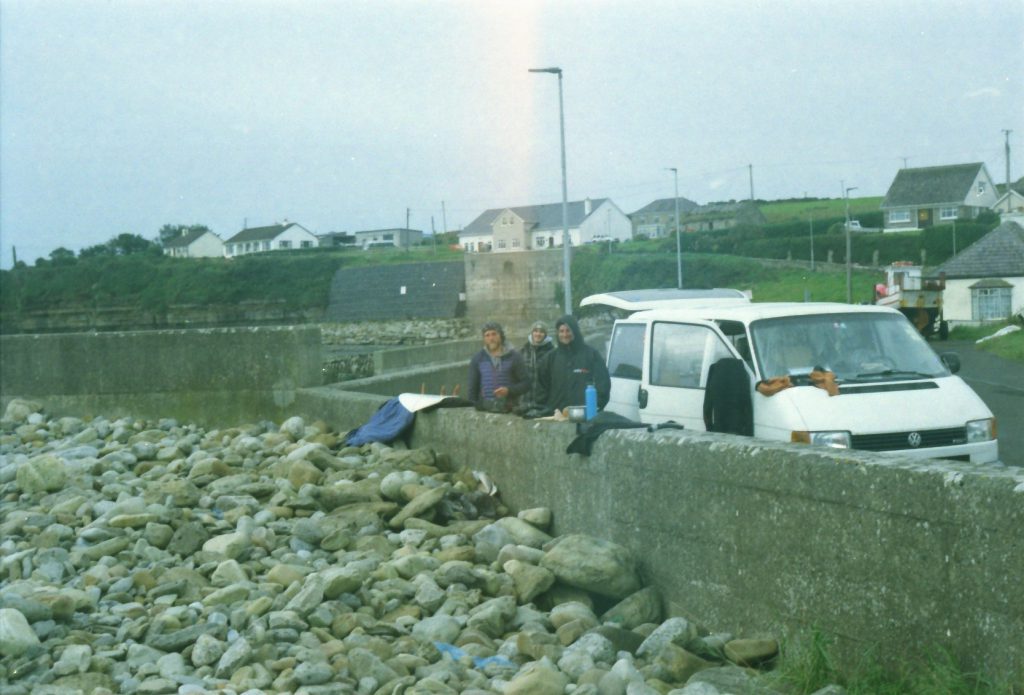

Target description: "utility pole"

left=901, top=157, right=909, bottom=169
left=431, top=216, right=437, bottom=254
left=748, top=164, right=755, bottom=201
left=11, top=245, right=18, bottom=267
left=441, top=201, right=448, bottom=236
left=667, top=167, right=682, bottom=288
left=405, top=208, right=410, bottom=230
left=843, top=181, right=858, bottom=304
left=1004, top=129, right=1013, bottom=213
left=809, top=213, right=814, bottom=272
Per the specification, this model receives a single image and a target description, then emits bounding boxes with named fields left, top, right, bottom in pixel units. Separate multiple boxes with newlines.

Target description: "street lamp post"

left=530, top=67, right=572, bottom=314
left=667, top=167, right=682, bottom=288
left=843, top=183, right=858, bottom=303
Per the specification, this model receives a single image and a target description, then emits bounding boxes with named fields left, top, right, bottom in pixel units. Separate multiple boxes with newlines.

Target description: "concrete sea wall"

left=1, top=328, right=1021, bottom=681
left=0, top=326, right=322, bottom=426
left=294, top=388, right=1023, bottom=680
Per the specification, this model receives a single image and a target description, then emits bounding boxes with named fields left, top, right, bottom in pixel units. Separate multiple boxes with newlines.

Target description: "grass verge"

left=767, top=630, right=1018, bottom=694
left=949, top=322, right=1024, bottom=363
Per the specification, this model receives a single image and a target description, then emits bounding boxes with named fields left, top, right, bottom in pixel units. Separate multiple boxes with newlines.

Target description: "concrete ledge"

left=296, top=387, right=1023, bottom=681
left=1, top=326, right=322, bottom=426
left=374, top=339, right=480, bottom=374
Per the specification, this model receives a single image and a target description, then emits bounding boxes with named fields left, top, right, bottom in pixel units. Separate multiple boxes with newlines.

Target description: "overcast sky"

left=1, top=0, right=1021, bottom=268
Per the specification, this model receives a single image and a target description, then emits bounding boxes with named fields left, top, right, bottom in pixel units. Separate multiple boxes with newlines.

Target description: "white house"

left=352, top=228, right=423, bottom=249
left=881, top=162, right=999, bottom=230
left=459, top=198, right=632, bottom=253
left=162, top=229, right=224, bottom=258
left=929, top=220, right=1024, bottom=323
left=224, top=221, right=319, bottom=257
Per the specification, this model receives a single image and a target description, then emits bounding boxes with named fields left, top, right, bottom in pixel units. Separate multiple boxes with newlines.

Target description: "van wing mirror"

left=940, top=352, right=961, bottom=374
left=638, top=386, right=648, bottom=409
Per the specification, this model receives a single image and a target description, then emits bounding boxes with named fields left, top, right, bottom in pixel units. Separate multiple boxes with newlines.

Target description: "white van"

left=587, top=294, right=999, bottom=463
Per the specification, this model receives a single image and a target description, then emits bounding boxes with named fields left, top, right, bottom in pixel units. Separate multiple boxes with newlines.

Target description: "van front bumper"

left=857, top=439, right=1000, bottom=465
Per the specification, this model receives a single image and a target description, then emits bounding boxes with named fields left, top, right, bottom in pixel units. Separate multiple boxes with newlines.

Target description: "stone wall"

left=293, top=386, right=1024, bottom=682
left=464, top=250, right=565, bottom=332
left=1, top=301, right=322, bottom=335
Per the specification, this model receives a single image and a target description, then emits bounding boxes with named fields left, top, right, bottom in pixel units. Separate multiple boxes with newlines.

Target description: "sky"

left=1, top=0, right=1021, bottom=268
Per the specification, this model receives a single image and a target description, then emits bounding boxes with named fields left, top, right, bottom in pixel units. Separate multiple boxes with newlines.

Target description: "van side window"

left=651, top=322, right=733, bottom=388
left=607, top=323, right=645, bottom=380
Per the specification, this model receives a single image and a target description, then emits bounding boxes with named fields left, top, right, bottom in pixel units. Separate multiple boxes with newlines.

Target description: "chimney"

left=584, top=198, right=592, bottom=215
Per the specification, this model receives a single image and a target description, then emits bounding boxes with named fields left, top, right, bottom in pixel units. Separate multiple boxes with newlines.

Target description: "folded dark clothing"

left=566, top=411, right=652, bottom=456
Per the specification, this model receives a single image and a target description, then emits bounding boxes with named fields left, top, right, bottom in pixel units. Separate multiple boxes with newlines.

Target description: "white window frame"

left=939, top=207, right=958, bottom=220
left=497, top=239, right=507, bottom=249
left=279, top=240, right=291, bottom=249
left=511, top=239, right=521, bottom=248
left=889, top=210, right=911, bottom=223
left=971, top=287, right=1011, bottom=321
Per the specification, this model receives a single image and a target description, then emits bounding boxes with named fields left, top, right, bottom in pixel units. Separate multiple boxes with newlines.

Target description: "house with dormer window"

left=459, top=198, right=631, bottom=253
left=881, top=163, right=999, bottom=230
left=224, top=221, right=318, bottom=257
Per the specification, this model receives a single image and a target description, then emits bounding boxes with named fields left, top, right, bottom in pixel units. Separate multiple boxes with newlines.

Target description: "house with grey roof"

left=629, top=197, right=699, bottom=238
left=630, top=198, right=764, bottom=237
left=459, top=198, right=631, bottom=253
left=224, top=221, right=318, bottom=257
left=881, top=163, right=999, bottom=230
left=929, top=220, right=1024, bottom=323
left=162, top=228, right=224, bottom=259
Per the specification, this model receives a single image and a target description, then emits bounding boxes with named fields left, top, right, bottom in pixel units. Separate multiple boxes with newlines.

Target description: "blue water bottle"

left=584, top=383, right=598, bottom=421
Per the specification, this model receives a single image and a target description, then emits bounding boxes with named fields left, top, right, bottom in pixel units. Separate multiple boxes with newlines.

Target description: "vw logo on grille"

left=907, top=431, right=922, bottom=448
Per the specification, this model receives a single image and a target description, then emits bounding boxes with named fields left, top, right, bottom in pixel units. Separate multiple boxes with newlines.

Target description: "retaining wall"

left=294, top=386, right=1023, bottom=682
left=0, top=326, right=322, bottom=426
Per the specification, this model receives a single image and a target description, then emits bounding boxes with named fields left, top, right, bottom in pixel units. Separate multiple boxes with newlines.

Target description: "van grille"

left=851, top=427, right=967, bottom=452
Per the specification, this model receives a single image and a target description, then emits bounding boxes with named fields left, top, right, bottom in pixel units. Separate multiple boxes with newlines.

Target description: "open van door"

left=605, top=320, right=647, bottom=420
left=639, top=319, right=744, bottom=428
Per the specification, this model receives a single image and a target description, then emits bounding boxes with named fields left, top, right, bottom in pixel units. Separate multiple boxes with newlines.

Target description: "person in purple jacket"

left=466, top=321, right=529, bottom=412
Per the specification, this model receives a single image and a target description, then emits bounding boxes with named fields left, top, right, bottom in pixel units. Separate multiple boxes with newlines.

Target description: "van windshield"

left=750, top=313, right=949, bottom=383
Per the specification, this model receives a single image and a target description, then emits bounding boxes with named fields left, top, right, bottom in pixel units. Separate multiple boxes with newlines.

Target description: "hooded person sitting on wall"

left=466, top=321, right=529, bottom=412
left=519, top=321, right=556, bottom=412
left=535, top=314, right=611, bottom=414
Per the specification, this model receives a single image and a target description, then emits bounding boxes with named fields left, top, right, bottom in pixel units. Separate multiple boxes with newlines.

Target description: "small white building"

left=224, top=221, right=318, bottom=257
left=162, top=229, right=224, bottom=258
left=352, top=228, right=423, bottom=249
left=929, top=220, right=1024, bottom=323
left=459, top=198, right=632, bottom=253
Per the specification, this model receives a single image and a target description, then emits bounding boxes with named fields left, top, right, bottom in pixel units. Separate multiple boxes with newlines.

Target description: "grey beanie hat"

left=530, top=321, right=548, bottom=335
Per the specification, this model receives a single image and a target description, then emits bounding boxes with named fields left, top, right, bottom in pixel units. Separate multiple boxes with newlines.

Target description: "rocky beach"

left=0, top=399, right=817, bottom=695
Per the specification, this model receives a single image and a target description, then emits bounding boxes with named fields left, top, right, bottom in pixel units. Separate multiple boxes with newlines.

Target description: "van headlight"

left=792, top=431, right=851, bottom=448
left=965, top=418, right=996, bottom=443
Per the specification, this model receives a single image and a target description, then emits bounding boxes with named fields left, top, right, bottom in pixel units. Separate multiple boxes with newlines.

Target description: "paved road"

left=938, top=340, right=1024, bottom=468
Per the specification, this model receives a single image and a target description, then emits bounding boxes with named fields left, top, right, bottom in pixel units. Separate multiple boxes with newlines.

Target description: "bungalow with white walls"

left=459, top=198, right=631, bottom=253
left=352, top=228, right=423, bottom=250
left=224, top=221, right=319, bottom=257
left=928, top=220, right=1024, bottom=323
left=162, top=228, right=224, bottom=259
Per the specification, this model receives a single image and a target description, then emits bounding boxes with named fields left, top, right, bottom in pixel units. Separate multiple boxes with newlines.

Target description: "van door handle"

left=638, top=387, right=648, bottom=409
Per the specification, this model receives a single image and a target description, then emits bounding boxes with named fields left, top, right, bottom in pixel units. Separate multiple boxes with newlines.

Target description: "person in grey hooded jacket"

left=536, top=314, right=611, bottom=413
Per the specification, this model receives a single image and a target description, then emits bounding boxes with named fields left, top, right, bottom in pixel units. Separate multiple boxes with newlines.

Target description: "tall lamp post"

left=843, top=183, right=858, bottom=303
left=530, top=67, right=572, bottom=314
left=667, top=167, right=682, bottom=288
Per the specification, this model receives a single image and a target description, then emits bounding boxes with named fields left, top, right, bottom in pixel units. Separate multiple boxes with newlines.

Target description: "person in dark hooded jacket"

left=536, top=315, right=611, bottom=413
left=519, top=321, right=555, bottom=410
